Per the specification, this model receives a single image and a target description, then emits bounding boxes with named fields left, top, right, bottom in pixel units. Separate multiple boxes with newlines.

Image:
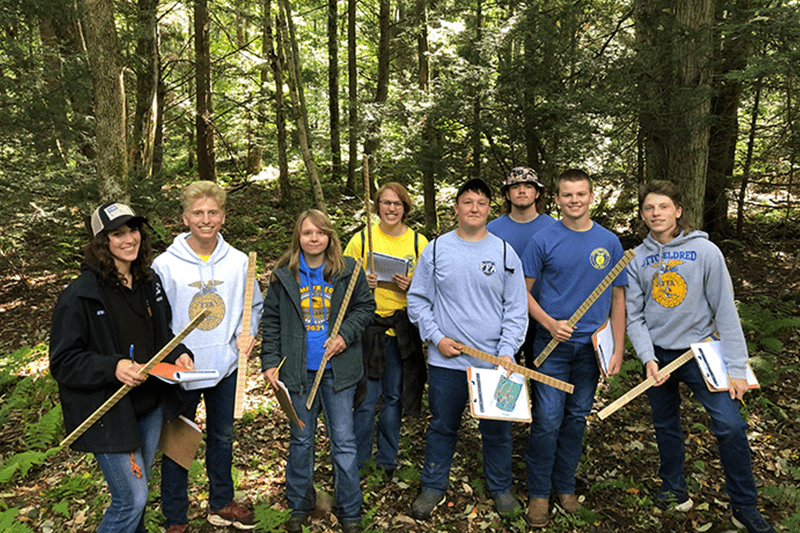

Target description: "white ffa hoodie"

left=152, top=232, right=263, bottom=390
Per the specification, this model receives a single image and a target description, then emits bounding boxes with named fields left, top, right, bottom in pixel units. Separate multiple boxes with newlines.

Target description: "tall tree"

left=636, top=0, right=715, bottom=229
left=195, top=0, right=216, bottom=181
left=132, top=0, right=160, bottom=182
left=328, top=0, right=342, bottom=182
left=416, top=0, right=437, bottom=229
left=362, top=0, right=390, bottom=191
left=79, top=0, right=129, bottom=201
left=264, top=0, right=291, bottom=202
left=278, top=0, right=327, bottom=213
left=346, top=0, right=358, bottom=193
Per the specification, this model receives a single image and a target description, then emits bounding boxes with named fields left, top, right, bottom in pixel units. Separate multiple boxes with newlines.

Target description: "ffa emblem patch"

left=651, top=260, right=687, bottom=308
left=589, top=248, right=611, bottom=270
left=188, top=280, right=226, bottom=330
left=480, top=261, right=497, bottom=275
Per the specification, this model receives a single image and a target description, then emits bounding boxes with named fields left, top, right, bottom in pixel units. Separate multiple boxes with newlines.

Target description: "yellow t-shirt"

left=344, top=223, right=428, bottom=321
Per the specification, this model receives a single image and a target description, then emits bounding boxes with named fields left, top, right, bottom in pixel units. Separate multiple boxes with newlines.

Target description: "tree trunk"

left=362, top=0, right=390, bottom=191
left=416, top=0, right=437, bottom=230
left=737, top=79, right=760, bottom=236
left=470, top=0, right=482, bottom=179
left=705, top=0, right=751, bottom=235
left=278, top=0, right=327, bottom=214
left=265, top=0, right=291, bottom=203
left=635, top=0, right=714, bottom=229
left=195, top=0, right=216, bottom=181
left=328, top=0, right=342, bottom=182
left=79, top=0, right=129, bottom=202
left=132, top=0, right=160, bottom=182
left=345, top=0, right=358, bottom=193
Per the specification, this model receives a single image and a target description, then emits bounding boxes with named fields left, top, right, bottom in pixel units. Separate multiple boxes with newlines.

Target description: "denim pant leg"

left=161, top=390, right=202, bottom=527
left=97, top=405, right=163, bottom=533
left=375, top=336, right=402, bottom=470
left=204, top=371, right=236, bottom=512
left=353, top=376, right=380, bottom=469
left=286, top=371, right=321, bottom=514
left=645, top=348, right=689, bottom=495
left=667, top=348, right=759, bottom=507
left=552, top=342, right=598, bottom=495
left=421, top=365, right=468, bottom=493
left=319, top=373, right=363, bottom=521
left=527, top=337, right=597, bottom=497
left=478, top=417, right=513, bottom=496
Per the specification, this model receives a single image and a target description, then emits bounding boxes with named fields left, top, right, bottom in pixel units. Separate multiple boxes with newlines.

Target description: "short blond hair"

left=181, top=181, right=226, bottom=213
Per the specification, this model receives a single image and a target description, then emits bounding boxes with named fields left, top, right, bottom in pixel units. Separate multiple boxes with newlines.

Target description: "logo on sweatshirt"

left=651, top=260, right=687, bottom=308
left=188, top=280, right=225, bottom=330
left=589, top=248, right=610, bottom=270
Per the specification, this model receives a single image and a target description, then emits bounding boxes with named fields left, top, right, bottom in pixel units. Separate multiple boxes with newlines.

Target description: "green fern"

left=0, top=448, right=61, bottom=484
left=0, top=508, right=36, bottom=533
left=253, top=503, right=291, bottom=532
left=25, top=404, right=63, bottom=450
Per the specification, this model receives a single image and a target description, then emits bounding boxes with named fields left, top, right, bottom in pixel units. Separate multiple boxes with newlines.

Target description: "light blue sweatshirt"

left=625, top=230, right=749, bottom=379
left=152, top=232, right=264, bottom=389
left=407, top=230, right=528, bottom=371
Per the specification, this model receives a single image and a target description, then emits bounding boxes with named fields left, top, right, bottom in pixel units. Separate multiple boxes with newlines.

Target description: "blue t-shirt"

left=487, top=214, right=556, bottom=258
left=298, top=254, right=333, bottom=370
left=487, top=213, right=556, bottom=300
left=522, top=221, right=627, bottom=342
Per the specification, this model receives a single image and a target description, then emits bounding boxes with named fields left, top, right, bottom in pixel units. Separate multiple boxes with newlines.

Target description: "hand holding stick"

left=305, top=258, right=364, bottom=410
left=534, top=250, right=635, bottom=367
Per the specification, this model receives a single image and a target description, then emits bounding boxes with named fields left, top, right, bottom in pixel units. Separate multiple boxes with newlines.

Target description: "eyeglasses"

left=379, top=200, right=403, bottom=208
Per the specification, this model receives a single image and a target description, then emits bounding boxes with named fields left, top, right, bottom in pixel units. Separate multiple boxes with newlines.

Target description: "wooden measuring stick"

left=233, top=251, right=257, bottom=419
left=60, top=309, right=210, bottom=448
left=534, top=250, right=635, bottom=368
left=597, top=333, right=719, bottom=420
left=305, top=257, right=364, bottom=410
left=597, top=348, right=694, bottom=420
left=362, top=154, right=374, bottom=275
left=459, top=344, right=574, bottom=394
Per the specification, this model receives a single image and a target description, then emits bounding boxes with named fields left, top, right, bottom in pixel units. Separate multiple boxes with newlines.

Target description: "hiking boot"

left=654, top=487, right=693, bottom=512
left=165, top=526, right=188, bottom=533
left=341, top=520, right=362, bottom=533
left=286, top=511, right=309, bottom=533
left=411, top=491, right=445, bottom=520
left=557, top=493, right=581, bottom=514
left=493, top=492, right=521, bottom=517
left=732, top=506, right=777, bottom=533
left=208, top=501, right=256, bottom=530
left=526, top=497, right=549, bottom=528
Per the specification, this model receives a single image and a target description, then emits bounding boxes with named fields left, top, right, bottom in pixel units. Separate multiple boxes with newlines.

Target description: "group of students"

left=49, top=170, right=775, bottom=533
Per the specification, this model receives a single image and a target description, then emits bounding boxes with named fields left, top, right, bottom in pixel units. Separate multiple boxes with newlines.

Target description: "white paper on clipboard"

left=591, top=319, right=614, bottom=378
left=369, top=252, right=410, bottom=282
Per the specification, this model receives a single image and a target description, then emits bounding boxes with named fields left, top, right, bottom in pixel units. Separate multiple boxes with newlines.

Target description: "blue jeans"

left=96, top=404, right=163, bottom=533
left=354, top=335, right=403, bottom=470
left=422, top=365, right=513, bottom=496
left=287, top=370, right=362, bottom=521
left=646, top=346, right=758, bottom=507
left=161, top=371, right=236, bottom=527
left=526, top=335, right=599, bottom=498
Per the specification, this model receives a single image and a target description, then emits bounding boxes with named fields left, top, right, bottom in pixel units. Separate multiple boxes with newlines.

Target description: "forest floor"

left=1, top=184, right=799, bottom=532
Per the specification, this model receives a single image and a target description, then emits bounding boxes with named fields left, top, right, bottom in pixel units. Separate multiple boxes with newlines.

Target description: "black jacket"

left=49, top=267, right=191, bottom=453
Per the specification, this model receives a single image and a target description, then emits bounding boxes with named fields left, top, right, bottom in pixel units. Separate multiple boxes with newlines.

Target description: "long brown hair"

left=83, top=223, right=154, bottom=286
left=274, top=209, right=345, bottom=283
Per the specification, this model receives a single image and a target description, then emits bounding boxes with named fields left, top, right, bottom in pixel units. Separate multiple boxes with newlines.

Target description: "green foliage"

left=760, top=465, right=800, bottom=529
left=0, top=507, right=36, bottom=533
left=737, top=297, right=800, bottom=387
left=46, top=472, right=98, bottom=500
left=253, top=503, right=291, bottom=532
left=0, top=448, right=61, bottom=484
left=25, top=405, right=63, bottom=450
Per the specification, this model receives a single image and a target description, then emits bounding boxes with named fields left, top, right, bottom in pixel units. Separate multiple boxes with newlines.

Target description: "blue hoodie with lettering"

left=625, top=230, right=749, bottom=379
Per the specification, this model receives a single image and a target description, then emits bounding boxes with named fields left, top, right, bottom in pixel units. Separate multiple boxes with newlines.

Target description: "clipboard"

left=467, top=367, right=531, bottom=422
left=158, top=415, right=202, bottom=470
left=690, top=340, right=759, bottom=392
left=591, top=318, right=614, bottom=378
left=149, top=362, right=220, bottom=384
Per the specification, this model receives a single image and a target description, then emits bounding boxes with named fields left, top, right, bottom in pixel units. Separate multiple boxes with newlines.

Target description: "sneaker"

left=493, top=492, right=521, bottom=517
left=164, top=526, right=188, bottom=533
left=208, top=501, right=256, bottom=530
left=341, top=520, right=362, bottom=533
left=654, top=488, right=693, bottom=512
left=732, top=506, right=777, bottom=533
left=526, top=497, right=549, bottom=528
left=286, top=511, right=309, bottom=533
left=557, top=493, right=581, bottom=514
left=411, top=491, right=445, bottom=520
